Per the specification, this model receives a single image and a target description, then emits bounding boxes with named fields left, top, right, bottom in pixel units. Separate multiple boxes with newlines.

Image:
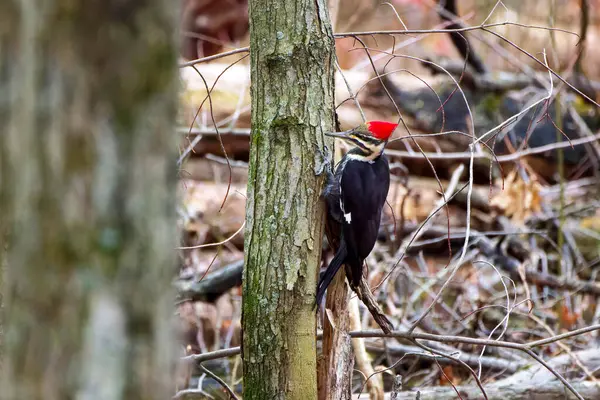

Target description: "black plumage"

left=316, top=147, right=390, bottom=306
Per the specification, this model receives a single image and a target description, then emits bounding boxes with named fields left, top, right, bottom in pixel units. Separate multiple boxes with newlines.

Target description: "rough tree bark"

left=242, top=0, right=336, bottom=398
left=0, top=1, right=179, bottom=398
left=319, top=271, right=353, bottom=400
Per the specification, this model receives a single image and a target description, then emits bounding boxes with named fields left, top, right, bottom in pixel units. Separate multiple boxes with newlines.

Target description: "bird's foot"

left=314, top=145, right=333, bottom=177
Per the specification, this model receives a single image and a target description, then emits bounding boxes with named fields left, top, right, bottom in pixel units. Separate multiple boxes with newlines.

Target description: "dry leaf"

left=490, top=170, right=543, bottom=223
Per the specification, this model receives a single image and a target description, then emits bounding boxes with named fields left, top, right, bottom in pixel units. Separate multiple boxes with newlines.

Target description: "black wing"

left=339, top=155, right=390, bottom=286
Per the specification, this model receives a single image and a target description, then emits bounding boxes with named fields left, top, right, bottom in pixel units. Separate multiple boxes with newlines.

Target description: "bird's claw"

left=317, top=145, right=338, bottom=202
left=314, top=145, right=333, bottom=176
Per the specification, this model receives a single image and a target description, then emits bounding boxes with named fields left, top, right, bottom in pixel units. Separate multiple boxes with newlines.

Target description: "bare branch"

left=385, top=132, right=600, bottom=162
left=198, top=364, right=239, bottom=400
left=177, top=222, right=245, bottom=250
left=179, top=47, right=249, bottom=68
left=334, top=22, right=579, bottom=40
left=184, top=325, right=600, bottom=362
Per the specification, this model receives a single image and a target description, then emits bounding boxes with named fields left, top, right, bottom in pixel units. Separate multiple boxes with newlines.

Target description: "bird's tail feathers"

left=315, top=240, right=347, bottom=308
left=348, top=256, right=363, bottom=288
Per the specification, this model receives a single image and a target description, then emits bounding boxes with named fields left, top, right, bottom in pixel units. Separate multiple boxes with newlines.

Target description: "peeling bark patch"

left=285, top=257, right=301, bottom=290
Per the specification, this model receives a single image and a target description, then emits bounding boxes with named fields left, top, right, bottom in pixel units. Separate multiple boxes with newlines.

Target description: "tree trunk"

left=242, top=0, right=336, bottom=398
left=318, top=272, right=353, bottom=400
left=0, top=227, right=5, bottom=370
left=0, top=1, right=179, bottom=398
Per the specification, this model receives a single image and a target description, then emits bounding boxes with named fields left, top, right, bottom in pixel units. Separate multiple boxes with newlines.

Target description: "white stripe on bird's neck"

left=346, top=142, right=385, bottom=163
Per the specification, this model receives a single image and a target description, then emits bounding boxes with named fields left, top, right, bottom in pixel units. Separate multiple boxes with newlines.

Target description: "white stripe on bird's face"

left=345, top=140, right=385, bottom=162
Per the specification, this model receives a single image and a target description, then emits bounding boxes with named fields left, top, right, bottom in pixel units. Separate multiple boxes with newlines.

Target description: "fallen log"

left=371, top=381, right=600, bottom=400
left=175, top=259, right=243, bottom=302
left=373, top=348, right=600, bottom=399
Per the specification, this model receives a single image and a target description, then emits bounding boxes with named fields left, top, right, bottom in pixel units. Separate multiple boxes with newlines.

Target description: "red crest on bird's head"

left=366, top=121, right=397, bottom=140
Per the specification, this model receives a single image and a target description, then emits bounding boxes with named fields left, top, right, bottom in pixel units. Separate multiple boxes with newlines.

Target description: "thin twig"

left=522, top=348, right=584, bottom=400
left=179, top=47, right=249, bottom=68
left=183, top=324, right=600, bottom=363
left=378, top=164, right=465, bottom=329
left=182, top=347, right=241, bottom=363
left=335, top=22, right=580, bottom=40
left=198, top=364, right=240, bottom=400
left=413, top=340, right=485, bottom=400
left=350, top=325, right=600, bottom=351
left=177, top=222, right=245, bottom=250
left=385, top=131, right=600, bottom=162
left=335, top=59, right=366, bottom=122
left=482, top=27, right=600, bottom=108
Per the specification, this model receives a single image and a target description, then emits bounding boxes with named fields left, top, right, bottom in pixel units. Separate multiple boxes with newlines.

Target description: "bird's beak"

left=325, top=129, right=354, bottom=140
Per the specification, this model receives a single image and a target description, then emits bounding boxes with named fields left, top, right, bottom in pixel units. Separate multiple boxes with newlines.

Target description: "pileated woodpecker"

left=317, top=120, right=397, bottom=306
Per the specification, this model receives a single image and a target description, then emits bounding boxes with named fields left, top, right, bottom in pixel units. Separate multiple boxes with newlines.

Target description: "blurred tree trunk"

left=242, top=0, right=335, bottom=398
left=0, top=1, right=179, bottom=398
left=0, top=228, right=5, bottom=370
